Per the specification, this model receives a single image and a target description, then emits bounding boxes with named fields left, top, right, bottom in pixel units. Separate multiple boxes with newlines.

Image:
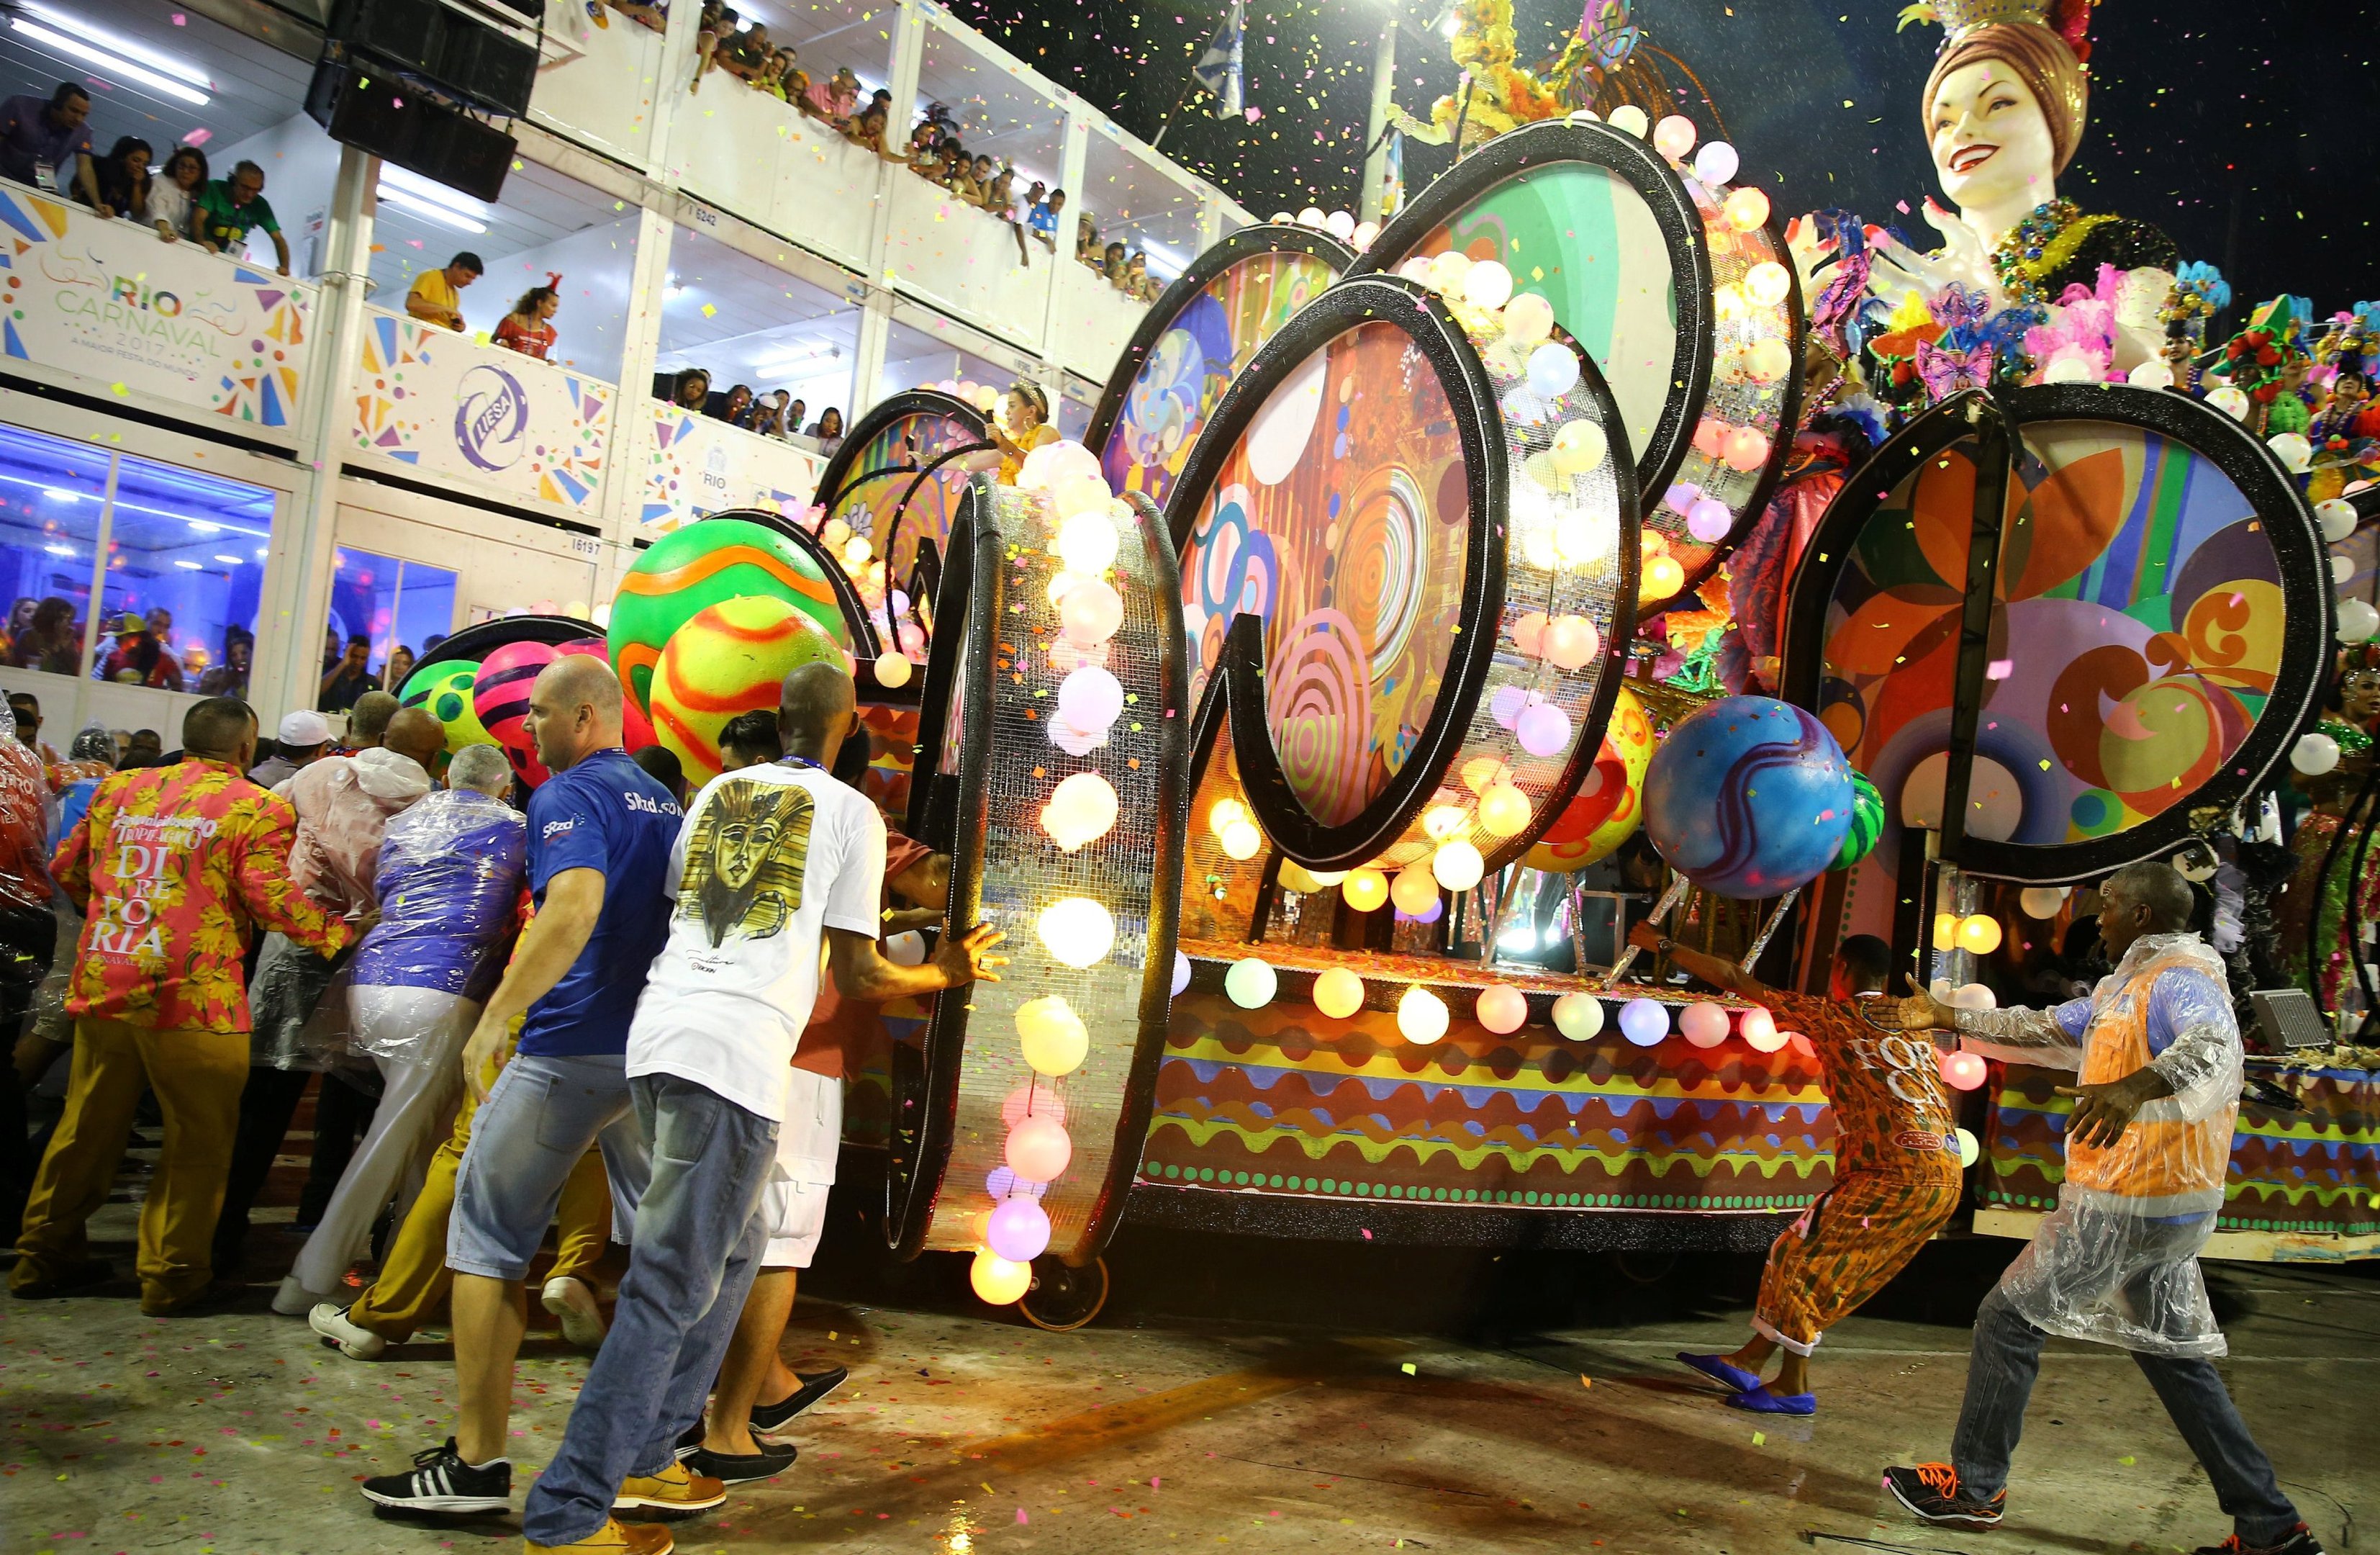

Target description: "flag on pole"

left=1191, top=0, right=1244, bottom=119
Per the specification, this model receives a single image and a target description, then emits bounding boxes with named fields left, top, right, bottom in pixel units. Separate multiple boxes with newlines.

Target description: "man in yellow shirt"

left=405, top=251, right=483, bottom=331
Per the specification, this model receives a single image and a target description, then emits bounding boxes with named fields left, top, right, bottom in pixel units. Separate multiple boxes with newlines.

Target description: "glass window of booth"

left=328, top=549, right=459, bottom=693
left=97, top=454, right=277, bottom=695
left=0, top=426, right=107, bottom=678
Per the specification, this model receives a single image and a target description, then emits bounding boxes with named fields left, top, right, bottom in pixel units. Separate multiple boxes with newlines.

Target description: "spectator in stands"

left=196, top=631, right=253, bottom=698
left=760, top=48, right=803, bottom=101
left=195, top=161, right=290, bottom=276
left=407, top=252, right=483, bottom=333
left=1126, top=251, right=1157, bottom=300
left=607, top=0, right=666, bottom=30
left=384, top=644, right=417, bottom=696
left=494, top=281, right=561, bottom=361
left=708, top=383, right=755, bottom=425
left=733, top=391, right=773, bottom=433
left=320, top=634, right=379, bottom=713
left=803, top=66, right=860, bottom=127
left=689, top=1, right=730, bottom=93
left=148, top=146, right=206, bottom=243
left=777, top=397, right=807, bottom=441
left=846, top=103, right=897, bottom=160
left=98, top=613, right=183, bottom=693
left=1076, top=212, right=1100, bottom=267
left=810, top=407, right=845, bottom=455
left=1102, top=240, right=1130, bottom=289
left=660, top=367, right=711, bottom=411
left=720, top=22, right=774, bottom=84
left=991, top=381, right=1060, bottom=483
left=9, top=598, right=80, bottom=676
left=986, top=165, right=1028, bottom=261
left=0, top=84, right=93, bottom=194
left=904, top=122, right=940, bottom=179
left=79, top=137, right=152, bottom=222
left=1028, top=187, right=1064, bottom=252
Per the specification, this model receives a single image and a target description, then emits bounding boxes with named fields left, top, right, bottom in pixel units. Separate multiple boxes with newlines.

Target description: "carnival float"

left=392, top=0, right=2380, bottom=1325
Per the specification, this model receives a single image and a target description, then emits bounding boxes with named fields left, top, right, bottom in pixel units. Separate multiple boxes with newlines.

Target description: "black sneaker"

left=360, top=1438, right=512, bottom=1514
left=2195, top=1528, right=2327, bottom=1555
left=9, top=1257, right=113, bottom=1299
left=750, top=1366, right=849, bottom=1439
left=683, top=1441, right=797, bottom=1487
left=1883, top=1463, right=2005, bottom=1529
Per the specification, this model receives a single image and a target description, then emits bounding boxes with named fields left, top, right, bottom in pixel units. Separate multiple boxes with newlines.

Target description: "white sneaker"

left=309, top=1301, right=387, bottom=1360
left=542, top=1275, right=607, bottom=1348
left=273, top=1274, right=330, bottom=1316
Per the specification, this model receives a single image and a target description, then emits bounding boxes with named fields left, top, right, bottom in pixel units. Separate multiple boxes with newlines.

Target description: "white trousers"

left=286, top=986, right=477, bottom=1297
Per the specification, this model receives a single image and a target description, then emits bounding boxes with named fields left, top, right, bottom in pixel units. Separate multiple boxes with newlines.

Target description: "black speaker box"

left=306, top=58, right=424, bottom=164
left=435, top=23, right=537, bottom=117
left=326, top=0, right=442, bottom=74
left=405, top=107, right=516, bottom=203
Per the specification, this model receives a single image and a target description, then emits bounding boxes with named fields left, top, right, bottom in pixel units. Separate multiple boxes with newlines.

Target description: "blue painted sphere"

left=1644, top=696, right=1854, bottom=899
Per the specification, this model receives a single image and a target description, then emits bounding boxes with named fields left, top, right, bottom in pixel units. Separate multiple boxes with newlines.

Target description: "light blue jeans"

left=448, top=1052, right=650, bottom=1281
left=521, top=1073, right=779, bottom=1546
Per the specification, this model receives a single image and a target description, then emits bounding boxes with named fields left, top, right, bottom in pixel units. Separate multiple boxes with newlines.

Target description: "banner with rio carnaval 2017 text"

left=641, top=405, right=825, bottom=533
left=0, top=182, right=313, bottom=431
left=350, top=307, right=615, bottom=514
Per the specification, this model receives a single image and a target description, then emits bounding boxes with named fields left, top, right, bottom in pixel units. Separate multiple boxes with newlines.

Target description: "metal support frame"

left=1603, top=873, right=1691, bottom=985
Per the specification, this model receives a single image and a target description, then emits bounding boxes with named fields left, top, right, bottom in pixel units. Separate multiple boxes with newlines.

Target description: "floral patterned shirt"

left=53, top=758, right=356, bottom=1032
left=1765, top=990, right=1962, bottom=1182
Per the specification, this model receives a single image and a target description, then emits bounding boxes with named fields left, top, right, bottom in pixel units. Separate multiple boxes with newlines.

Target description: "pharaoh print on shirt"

left=679, top=778, right=813, bottom=947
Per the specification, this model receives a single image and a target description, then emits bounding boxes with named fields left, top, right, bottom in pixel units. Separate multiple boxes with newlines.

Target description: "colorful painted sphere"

left=1830, top=770, right=1885, bottom=871
left=649, top=595, right=844, bottom=782
left=1643, top=695, right=1853, bottom=899
left=1526, top=686, right=1655, bottom=873
left=472, top=641, right=558, bottom=788
left=607, top=518, right=849, bottom=711
left=399, top=659, right=490, bottom=754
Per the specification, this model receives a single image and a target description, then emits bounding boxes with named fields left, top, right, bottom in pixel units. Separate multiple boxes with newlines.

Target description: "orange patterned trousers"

left=1753, top=1170, right=1962, bottom=1355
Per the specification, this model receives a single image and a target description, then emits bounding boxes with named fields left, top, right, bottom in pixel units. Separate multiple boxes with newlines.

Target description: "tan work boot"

left=611, top=1461, right=726, bottom=1518
left=525, top=1517, right=674, bottom=1554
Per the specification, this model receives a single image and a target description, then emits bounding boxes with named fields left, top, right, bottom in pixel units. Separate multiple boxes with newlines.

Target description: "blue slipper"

left=1724, top=1384, right=1816, bottom=1415
left=1675, top=1351, right=1763, bottom=1392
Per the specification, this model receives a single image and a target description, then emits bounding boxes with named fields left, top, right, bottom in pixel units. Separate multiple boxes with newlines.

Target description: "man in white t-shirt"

left=518, top=662, right=1003, bottom=1555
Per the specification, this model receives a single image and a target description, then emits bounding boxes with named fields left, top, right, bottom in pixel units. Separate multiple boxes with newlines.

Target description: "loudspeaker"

left=306, top=58, right=424, bottom=164
left=326, top=0, right=441, bottom=74
left=407, top=107, right=515, bottom=203
left=435, top=24, right=537, bottom=117
left=2250, top=988, right=2333, bottom=1051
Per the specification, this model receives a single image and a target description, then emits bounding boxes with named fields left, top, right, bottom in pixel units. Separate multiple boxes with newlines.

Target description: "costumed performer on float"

left=2274, top=647, right=2380, bottom=1014
left=1634, top=924, right=1961, bottom=1417
left=1883, top=862, right=2322, bottom=1555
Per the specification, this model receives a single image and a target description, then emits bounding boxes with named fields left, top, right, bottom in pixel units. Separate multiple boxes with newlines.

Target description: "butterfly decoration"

left=1926, top=281, right=1991, bottom=334
left=1578, top=0, right=1642, bottom=76
left=1914, top=338, right=1996, bottom=403
left=1811, top=252, right=1873, bottom=340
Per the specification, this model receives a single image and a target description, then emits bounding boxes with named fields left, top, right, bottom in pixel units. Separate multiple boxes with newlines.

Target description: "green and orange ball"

left=650, top=595, right=845, bottom=781
left=398, top=659, right=492, bottom=754
left=607, top=519, right=848, bottom=711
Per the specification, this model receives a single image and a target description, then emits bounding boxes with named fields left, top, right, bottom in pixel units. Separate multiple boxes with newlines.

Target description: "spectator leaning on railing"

left=195, top=161, right=291, bottom=276
left=148, top=146, right=206, bottom=242
left=495, top=280, right=561, bottom=361
left=80, top=137, right=151, bottom=223
left=407, top=252, right=484, bottom=333
left=0, top=83, right=94, bottom=197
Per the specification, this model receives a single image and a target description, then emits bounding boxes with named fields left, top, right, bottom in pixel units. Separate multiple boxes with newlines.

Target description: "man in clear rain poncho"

left=1881, top=861, right=2322, bottom=1555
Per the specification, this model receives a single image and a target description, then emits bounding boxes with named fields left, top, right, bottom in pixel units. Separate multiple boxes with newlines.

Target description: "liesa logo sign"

left=455, top=363, right=530, bottom=472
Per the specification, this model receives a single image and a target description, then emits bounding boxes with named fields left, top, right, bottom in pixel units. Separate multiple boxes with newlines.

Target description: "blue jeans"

left=521, top=1074, right=779, bottom=1546
left=449, top=1053, right=649, bottom=1281
left=1953, top=1284, right=2300, bottom=1543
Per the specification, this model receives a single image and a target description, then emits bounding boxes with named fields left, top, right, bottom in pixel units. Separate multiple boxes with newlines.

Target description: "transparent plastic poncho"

left=0, top=720, right=53, bottom=915
left=1956, top=932, right=2243, bottom=1358
left=341, top=788, right=526, bottom=1067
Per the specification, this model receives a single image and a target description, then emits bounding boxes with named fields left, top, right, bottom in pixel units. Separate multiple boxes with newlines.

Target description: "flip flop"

left=1675, top=1351, right=1763, bottom=1392
left=1725, top=1384, right=1816, bottom=1415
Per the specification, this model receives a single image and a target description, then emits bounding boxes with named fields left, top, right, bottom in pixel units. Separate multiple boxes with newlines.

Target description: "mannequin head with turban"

left=1912, top=4, right=2091, bottom=245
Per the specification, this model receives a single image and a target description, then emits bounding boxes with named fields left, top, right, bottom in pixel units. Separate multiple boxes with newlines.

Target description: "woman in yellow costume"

left=1389, top=0, right=1585, bottom=150
left=2276, top=649, right=2380, bottom=1019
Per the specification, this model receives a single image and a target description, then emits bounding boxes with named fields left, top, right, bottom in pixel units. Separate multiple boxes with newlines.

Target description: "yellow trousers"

left=12, top=1017, right=249, bottom=1312
left=344, top=1045, right=610, bottom=1343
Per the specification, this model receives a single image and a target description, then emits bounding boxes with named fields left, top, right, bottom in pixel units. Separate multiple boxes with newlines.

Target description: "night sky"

left=939, top=0, right=2379, bottom=324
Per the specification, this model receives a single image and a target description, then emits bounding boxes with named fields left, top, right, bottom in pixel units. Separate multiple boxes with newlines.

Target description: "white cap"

left=277, top=710, right=332, bottom=747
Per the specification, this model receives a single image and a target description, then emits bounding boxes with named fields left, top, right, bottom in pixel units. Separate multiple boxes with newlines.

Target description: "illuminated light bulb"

left=2018, top=886, right=2068, bottom=919
left=1270, top=210, right=1294, bottom=225
left=1424, top=804, right=1467, bottom=840
left=1685, top=496, right=1734, bottom=544
left=1721, top=186, right=1770, bottom=231
left=1056, top=510, right=1121, bottom=575
left=1640, top=555, right=1686, bottom=601
left=1932, top=912, right=1959, bottom=952
left=1005, top=1114, right=1073, bottom=1181
left=1744, top=261, right=1792, bottom=307
left=1526, top=341, right=1580, bottom=398
left=1691, top=140, right=1739, bottom=185
left=1341, top=867, right=1389, bottom=911
left=1521, top=526, right=1560, bottom=571
left=1691, top=417, right=1728, bottom=458
left=1219, top=817, right=1264, bottom=860
left=1045, top=569, right=1083, bottom=608
left=1544, top=615, right=1599, bottom=670
left=1036, top=897, right=1115, bottom=967
left=1524, top=450, right=1568, bottom=494
left=1957, top=914, right=2003, bottom=955
left=2268, top=432, right=2313, bottom=473
left=1398, top=986, right=1450, bottom=1045
left=1478, top=783, right=1533, bottom=837
left=1298, top=206, right=1327, bottom=228
left=1940, top=1050, right=1988, bottom=1091
left=1550, top=417, right=1607, bottom=474
left=1223, top=957, right=1277, bottom=1009
left=2338, top=599, right=2380, bottom=644
left=1397, top=255, right=1434, bottom=285
left=987, top=1196, right=1051, bottom=1262
left=1503, top=290, right=1555, bottom=345
left=1955, top=1126, right=1980, bottom=1168
left=843, top=534, right=874, bottom=569
left=1172, top=950, right=1191, bottom=995
left=1552, top=513, right=1601, bottom=566
left=1041, top=772, right=1118, bottom=852
left=1476, top=983, right=1529, bottom=1035
left=1307, top=868, right=1347, bottom=886
left=1516, top=700, right=1572, bottom=758
left=1208, top=797, right=1249, bottom=841
left=874, top=650, right=913, bottom=689
left=1680, top=1001, right=1730, bottom=1048
left=1056, top=666, right=1125, bottom=733
left=1461, top=756, right=1513, bottom=794
left=1277, top=860, right=1324, bottom=893
left=1052, top=473, right=1111, bottom=521
left=2207, top=384, right=2250, bottom=421
left=1425, top=248, right=1473, bottom=293
left=1607, top=104, right=1649, bottom=138
left=1618, top=996, right=1670, bottom=1047
left=1352, top=219, right=1379, bottom=250
left=970, top=1248, right=1033, bottom=1304
left=1652, top=113, right=1696, bottom=160
left=1512, top=611, right=1549, bottom=655
left=821, top=517, right=853, bottom=547
left=884, top=930, right=925, bottom=965
left=1642, top=528, right=1671, bottom=557
left=1743, top=337, right=1795, bottom=383
left=1058, top=577, right=1125, bottom=645
left=1552, top=992, right=1604, bottom=1040
left=2315, top=497, right=2358, bottom=544
left=2127, top=359, right=2175, bottom=389
left=1016, top=996, right=1090, bottom=1076
left=1390, top=865, right=1440, bottom=916
left=1432, top=840, right=1485, bottom=892
left=1721, top=426, right=1771, bottom=472
left=1739, top=1006, right=1786, bottom=1052
left=1325, top=208, right=1357, bottom=240
left=1462, top=258, right=1514, bottom=310
left=1711, top=281, right=1750, bottom=321
left=1313, top=966, right=1365, bottom=1019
